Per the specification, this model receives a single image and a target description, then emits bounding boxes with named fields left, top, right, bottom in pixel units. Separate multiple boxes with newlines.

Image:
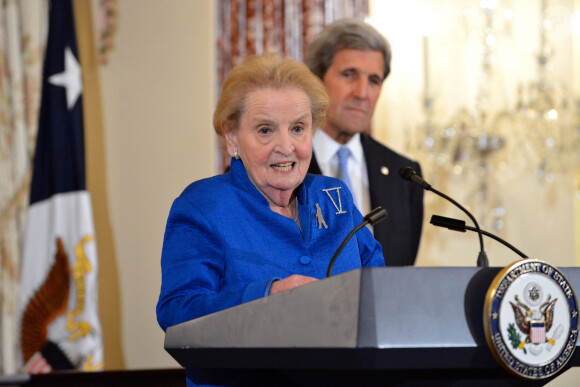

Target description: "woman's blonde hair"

left=213, top=54, right=329, bottom=137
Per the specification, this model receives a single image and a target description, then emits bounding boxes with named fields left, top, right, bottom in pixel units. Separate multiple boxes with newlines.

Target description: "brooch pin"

left=322, top=187, right=347, bottom=215
left=315, top=203, right=328, bottom=229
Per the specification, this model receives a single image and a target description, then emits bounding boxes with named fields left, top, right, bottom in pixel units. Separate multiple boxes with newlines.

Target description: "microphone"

left=430, top=215, right=528, bottom=259
left=326, top=207, right=387, bottom=278
left=399, top=166, right=432, bottom=190
left=399, top=167, right=489, bottom=267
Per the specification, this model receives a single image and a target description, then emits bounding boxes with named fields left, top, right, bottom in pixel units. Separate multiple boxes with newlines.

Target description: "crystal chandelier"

left=512, top=3, right=580, bottom=184
left=413, top=0, right=579, bottom=231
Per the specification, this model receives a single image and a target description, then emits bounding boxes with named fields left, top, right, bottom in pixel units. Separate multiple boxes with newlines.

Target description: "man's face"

left=322, top=49, right=385, bottom=143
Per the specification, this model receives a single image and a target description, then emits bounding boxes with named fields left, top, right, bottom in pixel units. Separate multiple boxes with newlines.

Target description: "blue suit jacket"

left=309, top=133, right=424, bottom=266
left=157, top=158, right=384, bottom=332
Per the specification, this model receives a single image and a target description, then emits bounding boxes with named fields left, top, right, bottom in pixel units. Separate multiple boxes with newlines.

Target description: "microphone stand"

left=326, top=207, right=387, bottom=278
left=429, top=187, right=489, bottom=267
left=399, top=167, right=489, bottom=267
left=430, top=215, right=528, bottom=259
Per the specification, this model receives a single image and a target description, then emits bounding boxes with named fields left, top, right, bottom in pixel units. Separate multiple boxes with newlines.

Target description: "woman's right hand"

left=269, top=274, right=318, bottom=295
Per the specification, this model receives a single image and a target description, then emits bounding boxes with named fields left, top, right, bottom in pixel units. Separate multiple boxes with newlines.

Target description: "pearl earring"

left=233, top=148, right=240, bottom=160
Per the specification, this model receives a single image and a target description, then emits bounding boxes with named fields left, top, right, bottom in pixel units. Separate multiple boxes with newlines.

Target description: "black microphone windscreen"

left=430, top=215, right=466, bottom=232
left=364, top=207, right=388, bottom=226
left=399, top=166, right=415, bottom=181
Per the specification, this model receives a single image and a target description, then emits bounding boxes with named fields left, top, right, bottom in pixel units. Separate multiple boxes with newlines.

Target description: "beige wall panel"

left=95, top=0, right=215, bottom=369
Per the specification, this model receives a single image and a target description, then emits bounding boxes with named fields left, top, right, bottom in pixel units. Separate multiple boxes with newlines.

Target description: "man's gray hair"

left=305, top=18, right=391, bottom=81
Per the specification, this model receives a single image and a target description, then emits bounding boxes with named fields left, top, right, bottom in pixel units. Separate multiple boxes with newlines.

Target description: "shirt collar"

left=312, top=130, right=363, bottom=164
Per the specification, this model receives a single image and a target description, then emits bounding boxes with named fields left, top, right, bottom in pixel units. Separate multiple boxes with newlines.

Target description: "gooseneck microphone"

left=430, top=215, right=528, bottom=259
left=326, top=207, right=387, bottom=278
left=399, top=167, right=489, bottom=267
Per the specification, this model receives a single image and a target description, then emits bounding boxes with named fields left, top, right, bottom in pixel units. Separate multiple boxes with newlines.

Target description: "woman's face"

left=225, top=87, right=313, bottom=208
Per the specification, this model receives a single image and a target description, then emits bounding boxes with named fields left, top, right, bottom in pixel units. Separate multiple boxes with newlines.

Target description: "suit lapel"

left=308, top=152, right=322, bottom=175
left=360, top=133, right=394, bottom=210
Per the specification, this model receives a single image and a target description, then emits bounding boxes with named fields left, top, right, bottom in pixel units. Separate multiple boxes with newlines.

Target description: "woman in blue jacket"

left=156, top=54, right=385, bottom=386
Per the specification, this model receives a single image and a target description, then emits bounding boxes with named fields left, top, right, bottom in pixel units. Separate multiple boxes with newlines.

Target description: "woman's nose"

left=275, top=132, right=295, bottom=154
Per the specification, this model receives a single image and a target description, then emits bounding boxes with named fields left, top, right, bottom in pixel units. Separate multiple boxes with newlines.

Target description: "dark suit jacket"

left=308, top=133, right=424, bottom=266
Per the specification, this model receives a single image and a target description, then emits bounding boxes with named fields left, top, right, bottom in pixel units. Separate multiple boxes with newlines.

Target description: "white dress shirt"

left=312, top=130, right=372, bottom=217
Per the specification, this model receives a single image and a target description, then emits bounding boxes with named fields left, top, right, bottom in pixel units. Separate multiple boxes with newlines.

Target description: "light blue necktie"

left=336, top=147, right=353, bottom=193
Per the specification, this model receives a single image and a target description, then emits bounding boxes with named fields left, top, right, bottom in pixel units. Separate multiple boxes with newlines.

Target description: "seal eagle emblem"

left=484, top=259, right=578, bottom=380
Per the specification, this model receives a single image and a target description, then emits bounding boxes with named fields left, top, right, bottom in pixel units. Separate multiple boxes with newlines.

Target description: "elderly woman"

left=157, top=55, right=384, bottom=383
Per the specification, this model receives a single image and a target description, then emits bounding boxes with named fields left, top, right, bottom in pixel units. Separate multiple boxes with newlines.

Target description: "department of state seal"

left=484, top=259, right=578, bottom=380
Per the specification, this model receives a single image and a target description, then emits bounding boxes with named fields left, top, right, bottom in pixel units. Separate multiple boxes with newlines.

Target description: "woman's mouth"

left=271, top=162, right=294, bottom=172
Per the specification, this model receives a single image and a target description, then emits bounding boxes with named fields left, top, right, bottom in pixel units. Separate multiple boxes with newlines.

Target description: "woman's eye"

left=292, top=126, right=304, bottom=133
left=258, top=127, right=271, bottom=134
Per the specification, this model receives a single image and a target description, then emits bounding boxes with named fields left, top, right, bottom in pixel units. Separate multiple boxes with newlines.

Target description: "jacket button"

left=299, top=256, right=311, bottom=265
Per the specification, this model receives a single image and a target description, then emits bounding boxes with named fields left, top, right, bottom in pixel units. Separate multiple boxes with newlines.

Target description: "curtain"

left=216, top=0, right=369, bottom=170
left=0, top=0, right=47, bottom=374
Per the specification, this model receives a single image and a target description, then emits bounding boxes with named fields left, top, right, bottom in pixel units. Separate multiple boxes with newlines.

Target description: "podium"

left=164, top=267, right=580, bottom=386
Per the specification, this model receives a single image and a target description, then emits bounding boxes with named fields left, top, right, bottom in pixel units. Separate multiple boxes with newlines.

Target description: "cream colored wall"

left=94, top=0, right=216, bottom=369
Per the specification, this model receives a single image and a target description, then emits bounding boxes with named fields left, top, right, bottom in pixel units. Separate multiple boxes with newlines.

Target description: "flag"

left=19, top=0, right=103, bottom=373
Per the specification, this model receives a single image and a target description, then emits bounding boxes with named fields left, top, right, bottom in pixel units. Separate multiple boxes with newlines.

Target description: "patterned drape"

left=216, top=0, right=369, bottom=170
left=0, top=0, right=47, bottom=374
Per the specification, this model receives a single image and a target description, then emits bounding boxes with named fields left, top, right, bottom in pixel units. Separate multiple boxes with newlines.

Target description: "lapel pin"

left=381, top=166, right=389, bottom=175
left=315, top=203, right=328, bottom=229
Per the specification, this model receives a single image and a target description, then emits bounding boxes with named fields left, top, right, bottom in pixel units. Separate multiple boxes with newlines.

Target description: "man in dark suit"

left=305, top=18, right=423, bottom=266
